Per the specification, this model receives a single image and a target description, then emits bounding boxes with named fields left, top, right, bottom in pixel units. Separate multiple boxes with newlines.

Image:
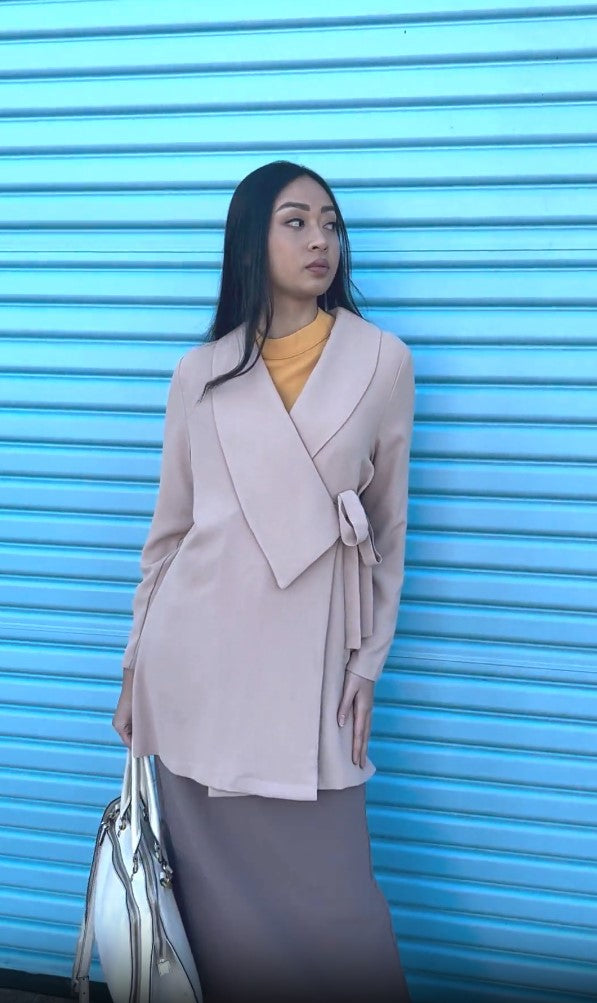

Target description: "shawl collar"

left=210, top=306, right=381, bottom=589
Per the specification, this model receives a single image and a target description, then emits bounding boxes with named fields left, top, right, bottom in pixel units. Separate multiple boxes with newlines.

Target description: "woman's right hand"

left=112, top=669, right=134, bottom=748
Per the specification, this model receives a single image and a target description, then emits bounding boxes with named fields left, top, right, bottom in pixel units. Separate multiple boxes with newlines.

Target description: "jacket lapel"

left=211, top=306, right=381, bottom=589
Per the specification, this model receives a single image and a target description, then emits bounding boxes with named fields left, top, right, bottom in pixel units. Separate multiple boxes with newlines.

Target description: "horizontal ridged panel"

left=3, top=188, right=597, bottom=223
left=2, top=304, right=597, bottom=344
left=3, top=264, right=597, bottom=304
left=0, top=2, right=596, bottom=999
left=2, top=16, right=596, bottom=73
left=3, top=150, right=597, bottom=186
left=2, top=65, right=597, bottom=116
left=0, top=1, right=591, bottom=32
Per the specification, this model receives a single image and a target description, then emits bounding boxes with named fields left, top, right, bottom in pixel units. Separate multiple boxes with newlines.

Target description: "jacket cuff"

left=345, top=666, right=377, bottom=683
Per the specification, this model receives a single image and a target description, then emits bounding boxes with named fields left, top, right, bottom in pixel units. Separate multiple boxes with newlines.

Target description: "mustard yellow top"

left=257, top=307, right=335, bottom=412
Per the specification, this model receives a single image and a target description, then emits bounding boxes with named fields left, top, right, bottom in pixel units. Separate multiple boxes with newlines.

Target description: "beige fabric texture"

left=123, top=306, right=415, bottom=799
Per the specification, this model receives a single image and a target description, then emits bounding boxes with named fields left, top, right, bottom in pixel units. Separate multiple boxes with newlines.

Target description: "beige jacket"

left=123, top=306, right=415, bottom=799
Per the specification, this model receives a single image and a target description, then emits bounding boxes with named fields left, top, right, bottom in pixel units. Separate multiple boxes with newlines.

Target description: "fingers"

left=338, top=672, right=374, bottom=768
left=113, top=726, right=132, bottom=749
left=353, top=707, right=372, bottom=768
left=113, top=683, right=133, bottom=748
left=337, top=676, right=357, bottom=728
left=112, top=713, right=133, bottom=749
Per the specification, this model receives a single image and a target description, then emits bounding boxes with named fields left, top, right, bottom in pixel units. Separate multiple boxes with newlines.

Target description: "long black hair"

left=199, top=160, right=365, bottom=401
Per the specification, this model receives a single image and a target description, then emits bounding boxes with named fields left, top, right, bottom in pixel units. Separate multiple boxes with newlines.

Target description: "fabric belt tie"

left=336, top=488, right=382, bottom=651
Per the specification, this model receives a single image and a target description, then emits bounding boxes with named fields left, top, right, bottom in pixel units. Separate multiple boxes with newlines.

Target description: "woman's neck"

left=259, top=300, right=321, bottom=339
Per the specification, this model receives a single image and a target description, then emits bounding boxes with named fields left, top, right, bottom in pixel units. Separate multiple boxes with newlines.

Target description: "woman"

left=113, top=160, right=414, bottom=1003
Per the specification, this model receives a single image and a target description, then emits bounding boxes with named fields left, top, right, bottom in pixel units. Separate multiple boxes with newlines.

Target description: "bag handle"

left=119, top=751, right=162, bottom=858
left=141, top=756, right=161, bottom=844
left=119, top=749, right=132, bottom=819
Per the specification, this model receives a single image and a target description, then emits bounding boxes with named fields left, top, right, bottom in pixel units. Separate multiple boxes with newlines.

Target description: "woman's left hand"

left=337, top=669, right=375, bottom=767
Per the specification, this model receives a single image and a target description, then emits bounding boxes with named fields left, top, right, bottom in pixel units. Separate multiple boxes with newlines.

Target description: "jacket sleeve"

left=345, top=346, right=415, bottom=683
left=121, top=358, right=194, bottom=676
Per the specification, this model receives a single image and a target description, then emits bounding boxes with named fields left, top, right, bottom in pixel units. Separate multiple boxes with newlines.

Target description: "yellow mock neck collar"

left=258, top=308, right=334, bottom=360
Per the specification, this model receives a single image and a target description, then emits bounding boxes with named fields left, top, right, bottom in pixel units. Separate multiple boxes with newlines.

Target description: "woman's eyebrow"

left=275, top=201, right=336, bottom=213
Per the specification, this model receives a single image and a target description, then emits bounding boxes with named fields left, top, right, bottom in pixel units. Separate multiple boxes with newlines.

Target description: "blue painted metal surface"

left=0, top=2, right=596, bottom=999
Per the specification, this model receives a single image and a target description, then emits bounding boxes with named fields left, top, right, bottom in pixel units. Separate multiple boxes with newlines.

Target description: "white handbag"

left=71, top=750, right=203, bottom=1003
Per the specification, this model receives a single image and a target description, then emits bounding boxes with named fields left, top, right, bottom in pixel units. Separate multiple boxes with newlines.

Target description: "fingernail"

left=339, top=715, right=345, bottom=727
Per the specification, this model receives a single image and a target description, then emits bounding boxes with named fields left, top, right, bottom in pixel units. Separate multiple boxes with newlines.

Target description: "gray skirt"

left=154, top=755, right=411, bottom=1003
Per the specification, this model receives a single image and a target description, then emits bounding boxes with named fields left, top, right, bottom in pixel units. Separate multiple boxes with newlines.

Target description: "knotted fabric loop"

left=336, top=489, right=382, bottom=651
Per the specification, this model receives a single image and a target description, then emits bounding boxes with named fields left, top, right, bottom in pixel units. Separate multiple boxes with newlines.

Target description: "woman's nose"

left=309, top=228, right=328, bottom=249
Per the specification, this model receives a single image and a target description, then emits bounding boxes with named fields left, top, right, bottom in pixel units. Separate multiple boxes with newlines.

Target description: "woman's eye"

left=286, top=218, right=338, bottom=230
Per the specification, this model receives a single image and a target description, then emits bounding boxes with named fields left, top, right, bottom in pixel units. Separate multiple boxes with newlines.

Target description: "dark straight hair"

left=198, top=159, right=365, bottom=401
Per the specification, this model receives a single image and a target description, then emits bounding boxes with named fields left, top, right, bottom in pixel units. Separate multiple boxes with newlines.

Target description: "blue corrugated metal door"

left=0, top=2, right=596, bottom=1000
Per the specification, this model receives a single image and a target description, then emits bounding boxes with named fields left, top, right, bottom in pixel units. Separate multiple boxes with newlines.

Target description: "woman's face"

left=267, top=175, right=341, bottom=305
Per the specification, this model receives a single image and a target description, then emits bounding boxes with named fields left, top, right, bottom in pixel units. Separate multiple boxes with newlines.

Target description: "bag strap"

left=70, top=802, right=110, bottom=1003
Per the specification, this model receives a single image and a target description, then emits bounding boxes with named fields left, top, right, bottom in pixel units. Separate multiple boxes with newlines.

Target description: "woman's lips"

left=306, top=263, right=329, bottom=273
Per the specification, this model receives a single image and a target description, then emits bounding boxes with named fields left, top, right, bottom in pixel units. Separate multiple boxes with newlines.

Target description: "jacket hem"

left=147, top=748, right=375, bottom=800
left=149, top=748, right=320, bottom=800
